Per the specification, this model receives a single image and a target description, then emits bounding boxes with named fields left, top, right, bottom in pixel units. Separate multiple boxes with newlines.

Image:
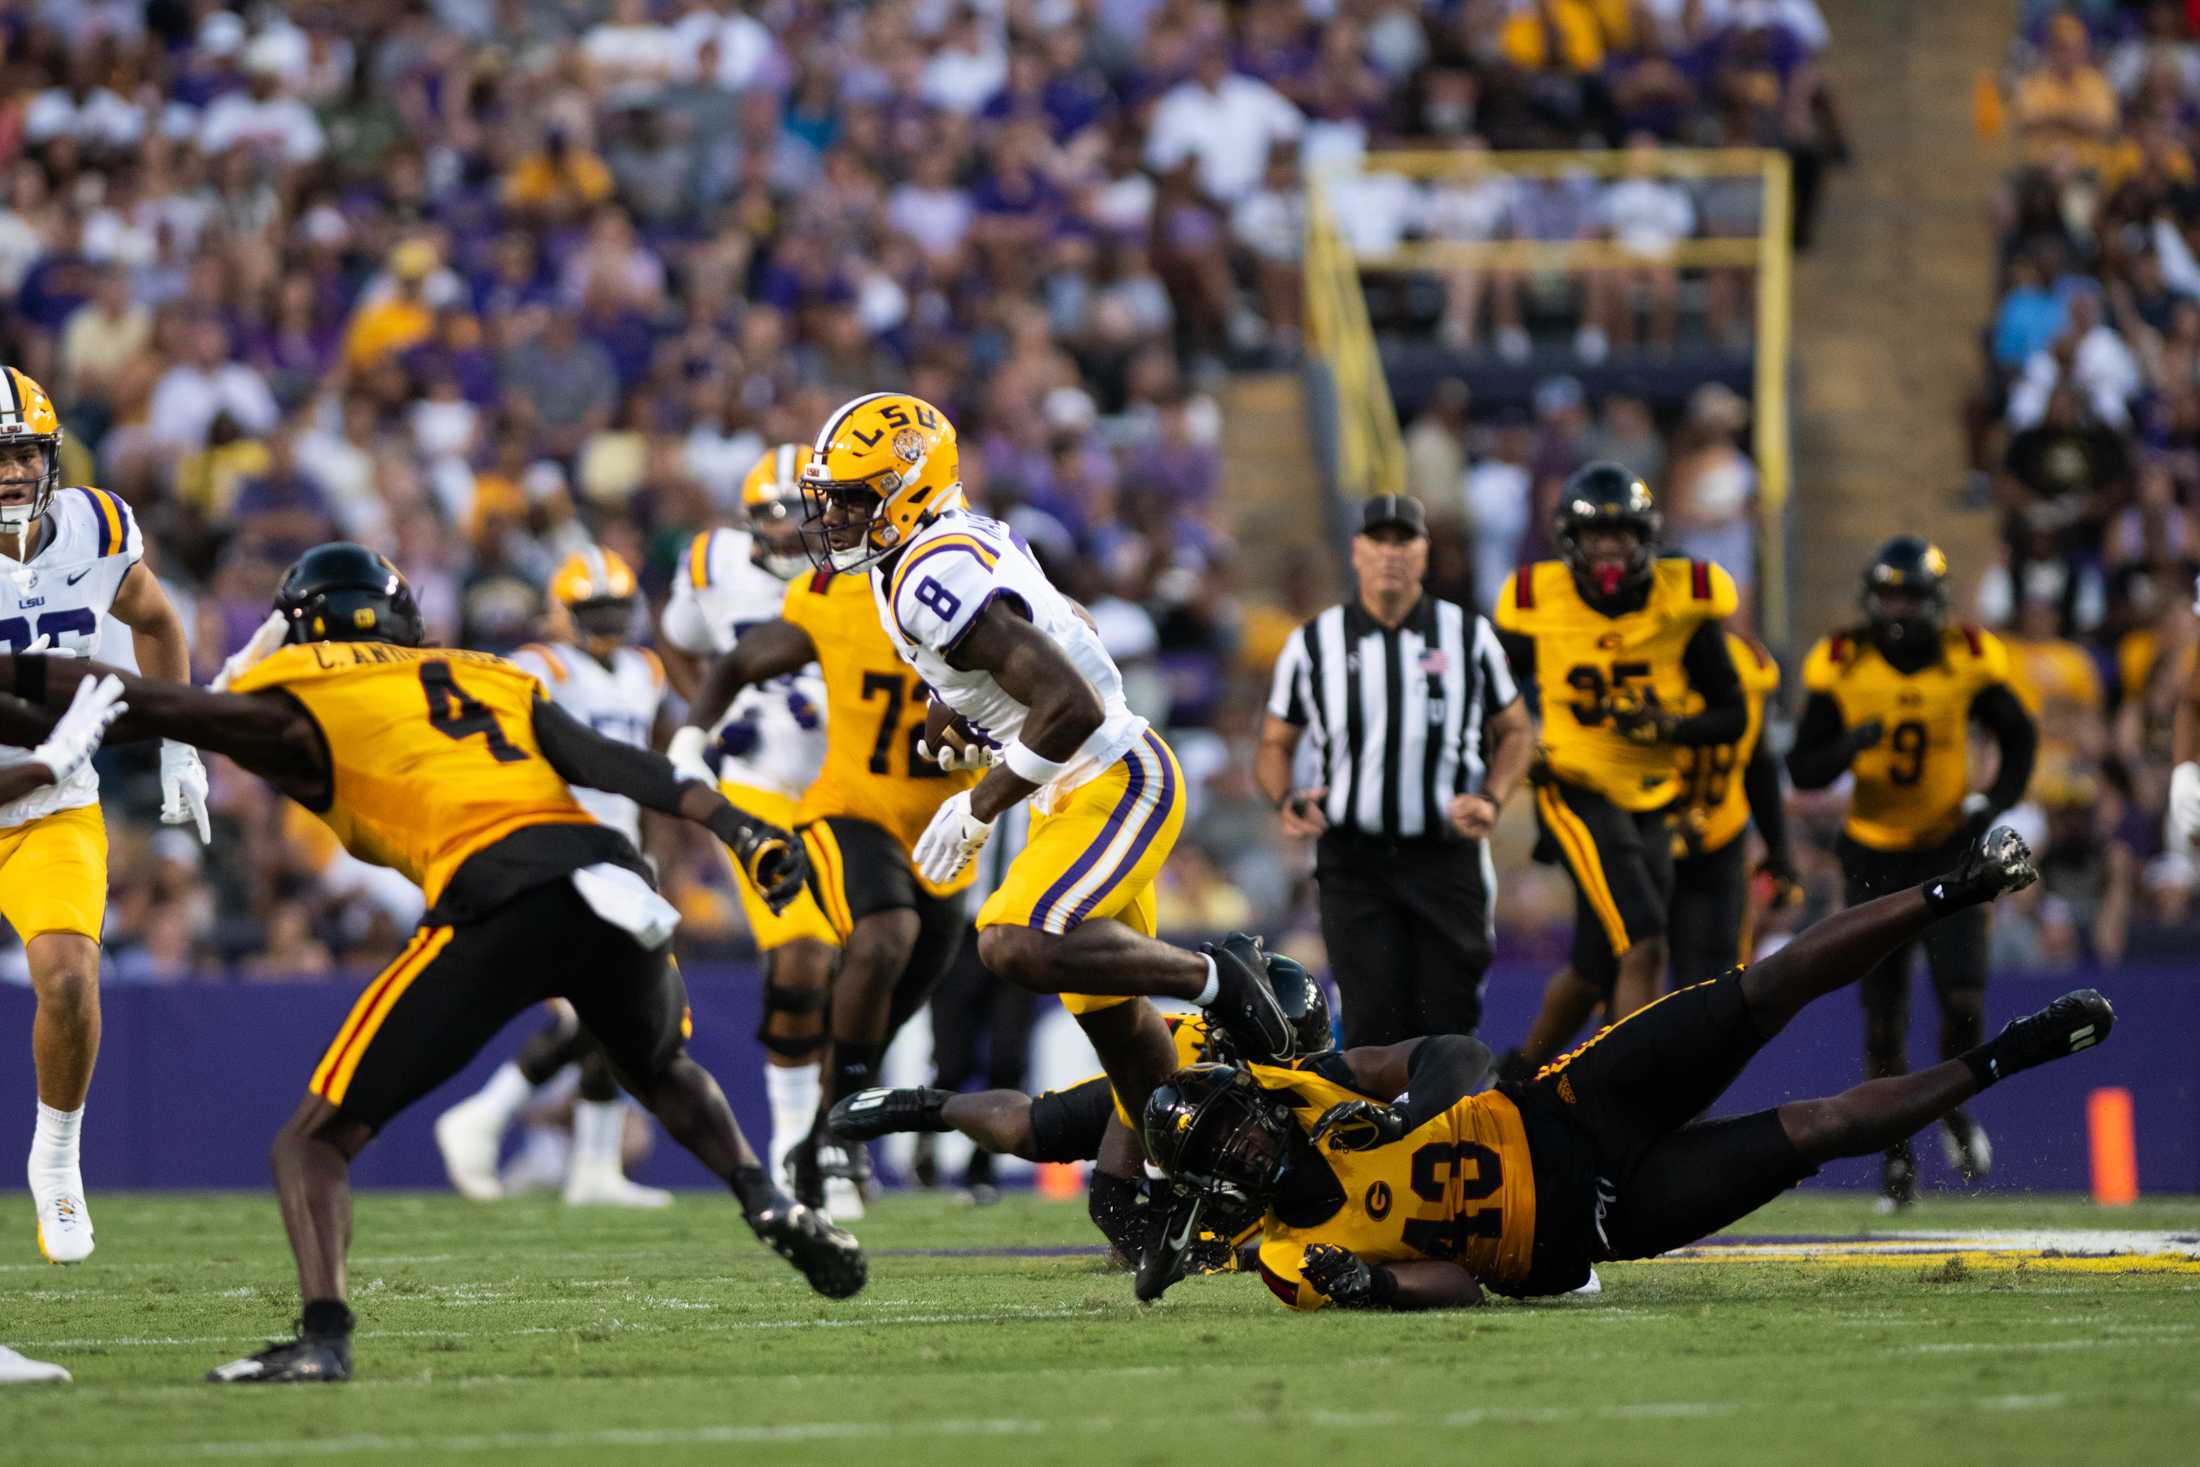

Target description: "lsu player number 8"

left=800, top=390, right=1301, bottom=1263
left=0, top=364, right=202, bottom=1265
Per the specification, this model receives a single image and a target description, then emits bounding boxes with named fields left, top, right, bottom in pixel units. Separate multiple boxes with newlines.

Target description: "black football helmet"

left=274, top=542, right=425, bottom=647
left=1860, top=534, right=1948, bottom=656
left=1142, top=1064, right=1300, bottom=1208
left=1554, top=462, right=1661, bottom=605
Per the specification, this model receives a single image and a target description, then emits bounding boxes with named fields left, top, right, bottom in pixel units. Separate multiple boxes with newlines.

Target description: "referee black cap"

left=1357, top=494, right=1427, bottom=539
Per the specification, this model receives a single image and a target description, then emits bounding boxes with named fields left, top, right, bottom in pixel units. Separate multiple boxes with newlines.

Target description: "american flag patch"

left=1419, top=649, right=1448, bottom=676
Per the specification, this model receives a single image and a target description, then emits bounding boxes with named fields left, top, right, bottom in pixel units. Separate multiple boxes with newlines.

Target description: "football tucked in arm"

left=923, top=692, right=979, bottom=754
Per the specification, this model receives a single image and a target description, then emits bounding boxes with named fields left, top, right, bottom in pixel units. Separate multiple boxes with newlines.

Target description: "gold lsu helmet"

left=547, top=546, right=638, bottom=646
left=0, top=365, right=64, bottom=530
left=742, top=442, right=812, bottom=580
left=802, top=392, right=963, bottom=572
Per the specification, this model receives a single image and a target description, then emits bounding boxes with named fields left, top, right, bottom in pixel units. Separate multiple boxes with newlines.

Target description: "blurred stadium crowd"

left=26, top=0, right=2180, bottom=990
left=1954, top=0, right=2200, bottom=972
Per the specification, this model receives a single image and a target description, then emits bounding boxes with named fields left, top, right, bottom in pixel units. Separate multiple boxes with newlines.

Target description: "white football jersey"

left=507, top=640, right=667, bottom=847
left=873, top=509, right=1145, bottom=805
left=660, top=527, right=827, bottom=799
left=0, top=486, right=145, bottom=828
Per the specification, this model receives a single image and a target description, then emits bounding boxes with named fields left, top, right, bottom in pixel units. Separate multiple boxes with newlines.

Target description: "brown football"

left=922, top=692, right=975, bottom=752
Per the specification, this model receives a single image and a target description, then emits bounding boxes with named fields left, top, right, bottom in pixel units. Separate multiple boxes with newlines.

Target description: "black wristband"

left=14, top=652, right=46, bottom=705
left=1365, top=1264, right=1399, bottom=1308
left=704, top=802, right=751, bottom=850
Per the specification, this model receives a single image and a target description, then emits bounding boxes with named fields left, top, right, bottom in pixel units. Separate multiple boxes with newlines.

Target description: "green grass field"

left=2, top=1189, right=2196, bottom=1464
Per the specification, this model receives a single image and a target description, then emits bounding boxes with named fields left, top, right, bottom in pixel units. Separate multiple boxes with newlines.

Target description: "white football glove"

left=31, top=674, right=127, bottom=786
left=160, top=739, right=211, bottom=843
left=914, top=789, right=993, bottom=885
left=667, top=723, right=719, bottom=787
left=20, top=632, right=78, bottom=656
left=2168, top=761, right=2200, bottom=855
left=210, top=610, right=290, bottom=691
left=915, top=734, right=996, bottom=773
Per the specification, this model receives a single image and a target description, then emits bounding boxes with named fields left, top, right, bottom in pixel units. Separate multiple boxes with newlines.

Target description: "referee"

left=1257, top=494, right=1533, bottom=1046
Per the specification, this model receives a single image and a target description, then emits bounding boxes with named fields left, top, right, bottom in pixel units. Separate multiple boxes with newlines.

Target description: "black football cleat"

left=1201, top=933, right=1296, bottom=1062
left=1983, top=989, right=2115, bottom=1084
left=750, top=1192, right=867, bottom=1300
left=207, top=1327, right=352, bottom=1384
left=1925, top=826, right=2037, bottom=912
left=785, top=1130, right=826, bottom=1210
left=1134, top=1187, right=1206, bottom=1303
left=829, top=1087, right=950, bottom=1144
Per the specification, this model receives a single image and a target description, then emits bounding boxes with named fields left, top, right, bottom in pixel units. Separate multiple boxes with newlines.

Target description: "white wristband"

left=1004, top=740, right=1071, bottom=786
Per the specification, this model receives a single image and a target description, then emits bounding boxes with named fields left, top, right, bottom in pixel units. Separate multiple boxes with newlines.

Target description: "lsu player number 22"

left=0, top=363, right=205, bottom=1266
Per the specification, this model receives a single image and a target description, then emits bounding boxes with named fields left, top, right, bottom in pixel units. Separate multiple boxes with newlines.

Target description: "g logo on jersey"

left=1365, top=1181, right=1393, bottom=1220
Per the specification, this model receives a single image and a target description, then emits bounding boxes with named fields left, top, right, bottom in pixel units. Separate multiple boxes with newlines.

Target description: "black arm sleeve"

left=1971, top=682, right=2039, bottom=814
left=532, top=696, right=696, bottom=814
left=1786, top=690, right=1854, bottom=789
left=1741, top=734, right=1791, bottom=864
left=1667, top=621, right=1746, bottom=746
left=1388, top=1034, right=1495, bottom=1130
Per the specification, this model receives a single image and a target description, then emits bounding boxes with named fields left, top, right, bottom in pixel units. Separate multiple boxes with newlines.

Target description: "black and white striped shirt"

left=1266, top=597, right=1519, bottom=841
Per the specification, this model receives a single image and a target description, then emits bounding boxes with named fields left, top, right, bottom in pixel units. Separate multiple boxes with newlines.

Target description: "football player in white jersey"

left=800, top=391, right=1297, bottom=1248
left=0, top=364, right=206, bottom=1264
left=0, top=663, right=125, bottom=1380
left=434, top=548, right=677, bottom=1209
left=659, top=448, right=841, bottom=1191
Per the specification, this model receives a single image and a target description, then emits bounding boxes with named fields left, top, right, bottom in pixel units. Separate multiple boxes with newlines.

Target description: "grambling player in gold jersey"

left=1788, top=536, right=2037, bottom=1208
left=673, top=456, right=985, bottom=1215
left=831, top=961, right=1337, bottom=1284
left=1668, top=632, right=1795, bottom=985
left=1145, top=831, right=2108, bottom=1310
left=1493, top=465, right=1743, bottom=1063
left=0, top=543, right=862, bottom=1382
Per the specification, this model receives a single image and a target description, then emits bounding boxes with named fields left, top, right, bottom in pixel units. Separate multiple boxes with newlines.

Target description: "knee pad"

left=755, top=981, right=828, bottom=1062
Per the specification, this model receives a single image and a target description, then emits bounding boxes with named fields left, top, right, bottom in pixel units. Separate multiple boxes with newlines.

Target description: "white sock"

left=764, top=1062, right=821, bottom=1179
left=467, top=1062, right=535, bottom=1131
left=570, top=1100, right=626, bottom=1177
left=29, top=1102, right=82, bottom=1178
left=1192, top=954, right=1220, bottom=1007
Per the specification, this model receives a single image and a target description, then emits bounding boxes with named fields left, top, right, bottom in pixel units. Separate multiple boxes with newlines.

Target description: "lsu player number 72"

left=0, top=364, right=205, bottom=1266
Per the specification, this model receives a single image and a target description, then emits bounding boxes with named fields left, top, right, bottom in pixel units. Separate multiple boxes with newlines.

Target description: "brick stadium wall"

left=4, top=965, right=2190, bottom=1195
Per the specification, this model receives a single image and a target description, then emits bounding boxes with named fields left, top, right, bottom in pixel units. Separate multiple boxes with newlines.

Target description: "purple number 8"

left=914, top=575, right=962, bottom=621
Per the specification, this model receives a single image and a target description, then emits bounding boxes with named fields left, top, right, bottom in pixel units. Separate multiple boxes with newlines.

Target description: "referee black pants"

left=1315, top=830, right=1492, bottom=1047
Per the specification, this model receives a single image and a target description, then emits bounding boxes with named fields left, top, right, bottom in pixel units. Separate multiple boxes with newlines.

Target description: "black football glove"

left=1605, top=692, right=1678, bottom=747
left=1301, top=1244, right=1386, bottom=1308
left=1309, top=1099, right=1409, bottom=1152
left=710, top=806, right=809, bottom=913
